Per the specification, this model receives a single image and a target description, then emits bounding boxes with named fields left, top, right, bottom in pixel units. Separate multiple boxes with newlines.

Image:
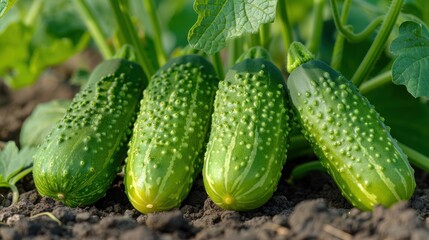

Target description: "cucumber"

left=286, top=42, right=416, bottom=210
left=33, top=58, right=147, bottom=207
left=125, top=54, right=218, bottom=213
left=203, top=57, right=290, bottom=211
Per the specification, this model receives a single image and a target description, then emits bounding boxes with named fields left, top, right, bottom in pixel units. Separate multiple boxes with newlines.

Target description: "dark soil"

left=1, top=52, right=429, bottom=239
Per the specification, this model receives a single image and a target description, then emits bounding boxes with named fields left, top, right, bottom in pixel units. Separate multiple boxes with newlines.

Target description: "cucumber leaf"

left=188, top=0, right=277, bottom=54
left=0, top=0, right=89, bottom=89
left=0, top=21, right=34, bottom=88
left=0, top=0, right=16, bottom=18
left=20, top=100, right=71, bottom=148
left=365, top=82, right=429, bottom=157
left=0, top=142, right=36, bottom=204
left=390, top=21, right=429, bottom=98
left=30, top=35, right=90, bottom=75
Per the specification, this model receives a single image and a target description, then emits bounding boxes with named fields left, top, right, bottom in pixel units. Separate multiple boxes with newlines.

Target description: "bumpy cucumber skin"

left=125, top=55, right=218, bottom=213
left=287, top=60, right=416, bottom=210
left=203, top=58, right=290, bottom=211
left=33, top=59, right=147, bottom=207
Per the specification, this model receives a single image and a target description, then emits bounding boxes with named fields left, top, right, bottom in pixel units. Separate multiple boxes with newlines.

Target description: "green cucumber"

left=286, top=42, right=416, bottom=210
left=33, top=58, right=147, bottom=207
left=203, top=57, right=290, bottom=211
left=125, top=54, right=218, bottom=213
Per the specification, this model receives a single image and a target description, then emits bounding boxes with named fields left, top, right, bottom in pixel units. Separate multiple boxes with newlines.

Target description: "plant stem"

left=11, top=167, right=32, bottom=185
left=288, top=161, right=325, bottom=183
left=31, top=212, right=62, bottom=225
left=24, top=0, right=43, bottom=26
left=143, top=0, right=167, bottom=66
left=351, top=0, right=404, bottom=86
left=212, top=52, right=224, bottom=80
left=330, top=0, right=384, bottom=43
left=75, top=0, right=114, bottom=59
left=277, top=0, right=294, bottom=54
left=109, top=0, right=155, bottom=79
left=306, top=0, right=326, bottom=54
left=259, top=23, right=271, bottom=50
left=249, top=32, right=261, bottom=48
left=227, top=39, right=236, bottom=68
left=359, top=70, right=391, bottom=94
left=9, top=183, right=19, bottom=205
left=109, top=1, right=133, bottom=45
left=330, top=0, right=351, bottom=69
left=7, top=166, right=33, bottom=205
left=398, top=142, right=429, bottom=173
left=114, top=44, right=137, bottom=61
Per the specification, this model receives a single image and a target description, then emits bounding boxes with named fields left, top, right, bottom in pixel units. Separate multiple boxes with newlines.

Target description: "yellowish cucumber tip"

left=146, top=204, right=154, bottom=209
left=57, top=193, right=65, bottom=200
left=223, top=195, right=235, bottom=205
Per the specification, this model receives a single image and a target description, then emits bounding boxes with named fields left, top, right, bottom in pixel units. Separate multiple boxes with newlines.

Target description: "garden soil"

left=1, top=52, right=429, bottom=240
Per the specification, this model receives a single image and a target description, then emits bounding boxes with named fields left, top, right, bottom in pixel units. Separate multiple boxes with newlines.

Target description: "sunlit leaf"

left=0, top=0, right=17, bottom=18
left=0, top=0, right=90, bottom=89
left=0, top=141, right=36, bottom=204
left=0, top=21, right=31, bottom=70
left=390, top=21, right=429, bottom=98
left=20, top=100, right=71, bottom=148
left=30, top=33, right=90, bottom=74
left=188, top=0, right=277, bottom=54
left=0, top=21, right=34, bottom=88
left=0, top=142, right=34, bottom=185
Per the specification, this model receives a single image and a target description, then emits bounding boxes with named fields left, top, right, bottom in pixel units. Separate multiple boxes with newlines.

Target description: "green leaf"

left=0, top=21, right=34, bottom=89
left=366, top=82, right=429, bottom=157
left=0, top=21, right=32, bottom=71
left=188, top=0, right=277, bottom=54
left=0, top=142, right=36, bottom=204
left=0, top=0, right=17, bottom=18
left=0, top=142, right=35, bottom=185
left=20, top=100, right=71, bottom=148
left=30, top=34, right=90, bottom=74
left=390, top=21, right=429, bottom=98
left=0, top=0, right=90, bottom=89
left=40, top=0, right=87, bottom=44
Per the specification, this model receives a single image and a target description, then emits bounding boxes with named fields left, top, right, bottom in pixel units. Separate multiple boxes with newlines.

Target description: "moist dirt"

left=1, top=54, right=429, bottom=239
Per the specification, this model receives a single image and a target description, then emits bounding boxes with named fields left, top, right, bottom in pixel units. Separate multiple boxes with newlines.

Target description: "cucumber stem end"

left=287, top=42, right=315, bottom=73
